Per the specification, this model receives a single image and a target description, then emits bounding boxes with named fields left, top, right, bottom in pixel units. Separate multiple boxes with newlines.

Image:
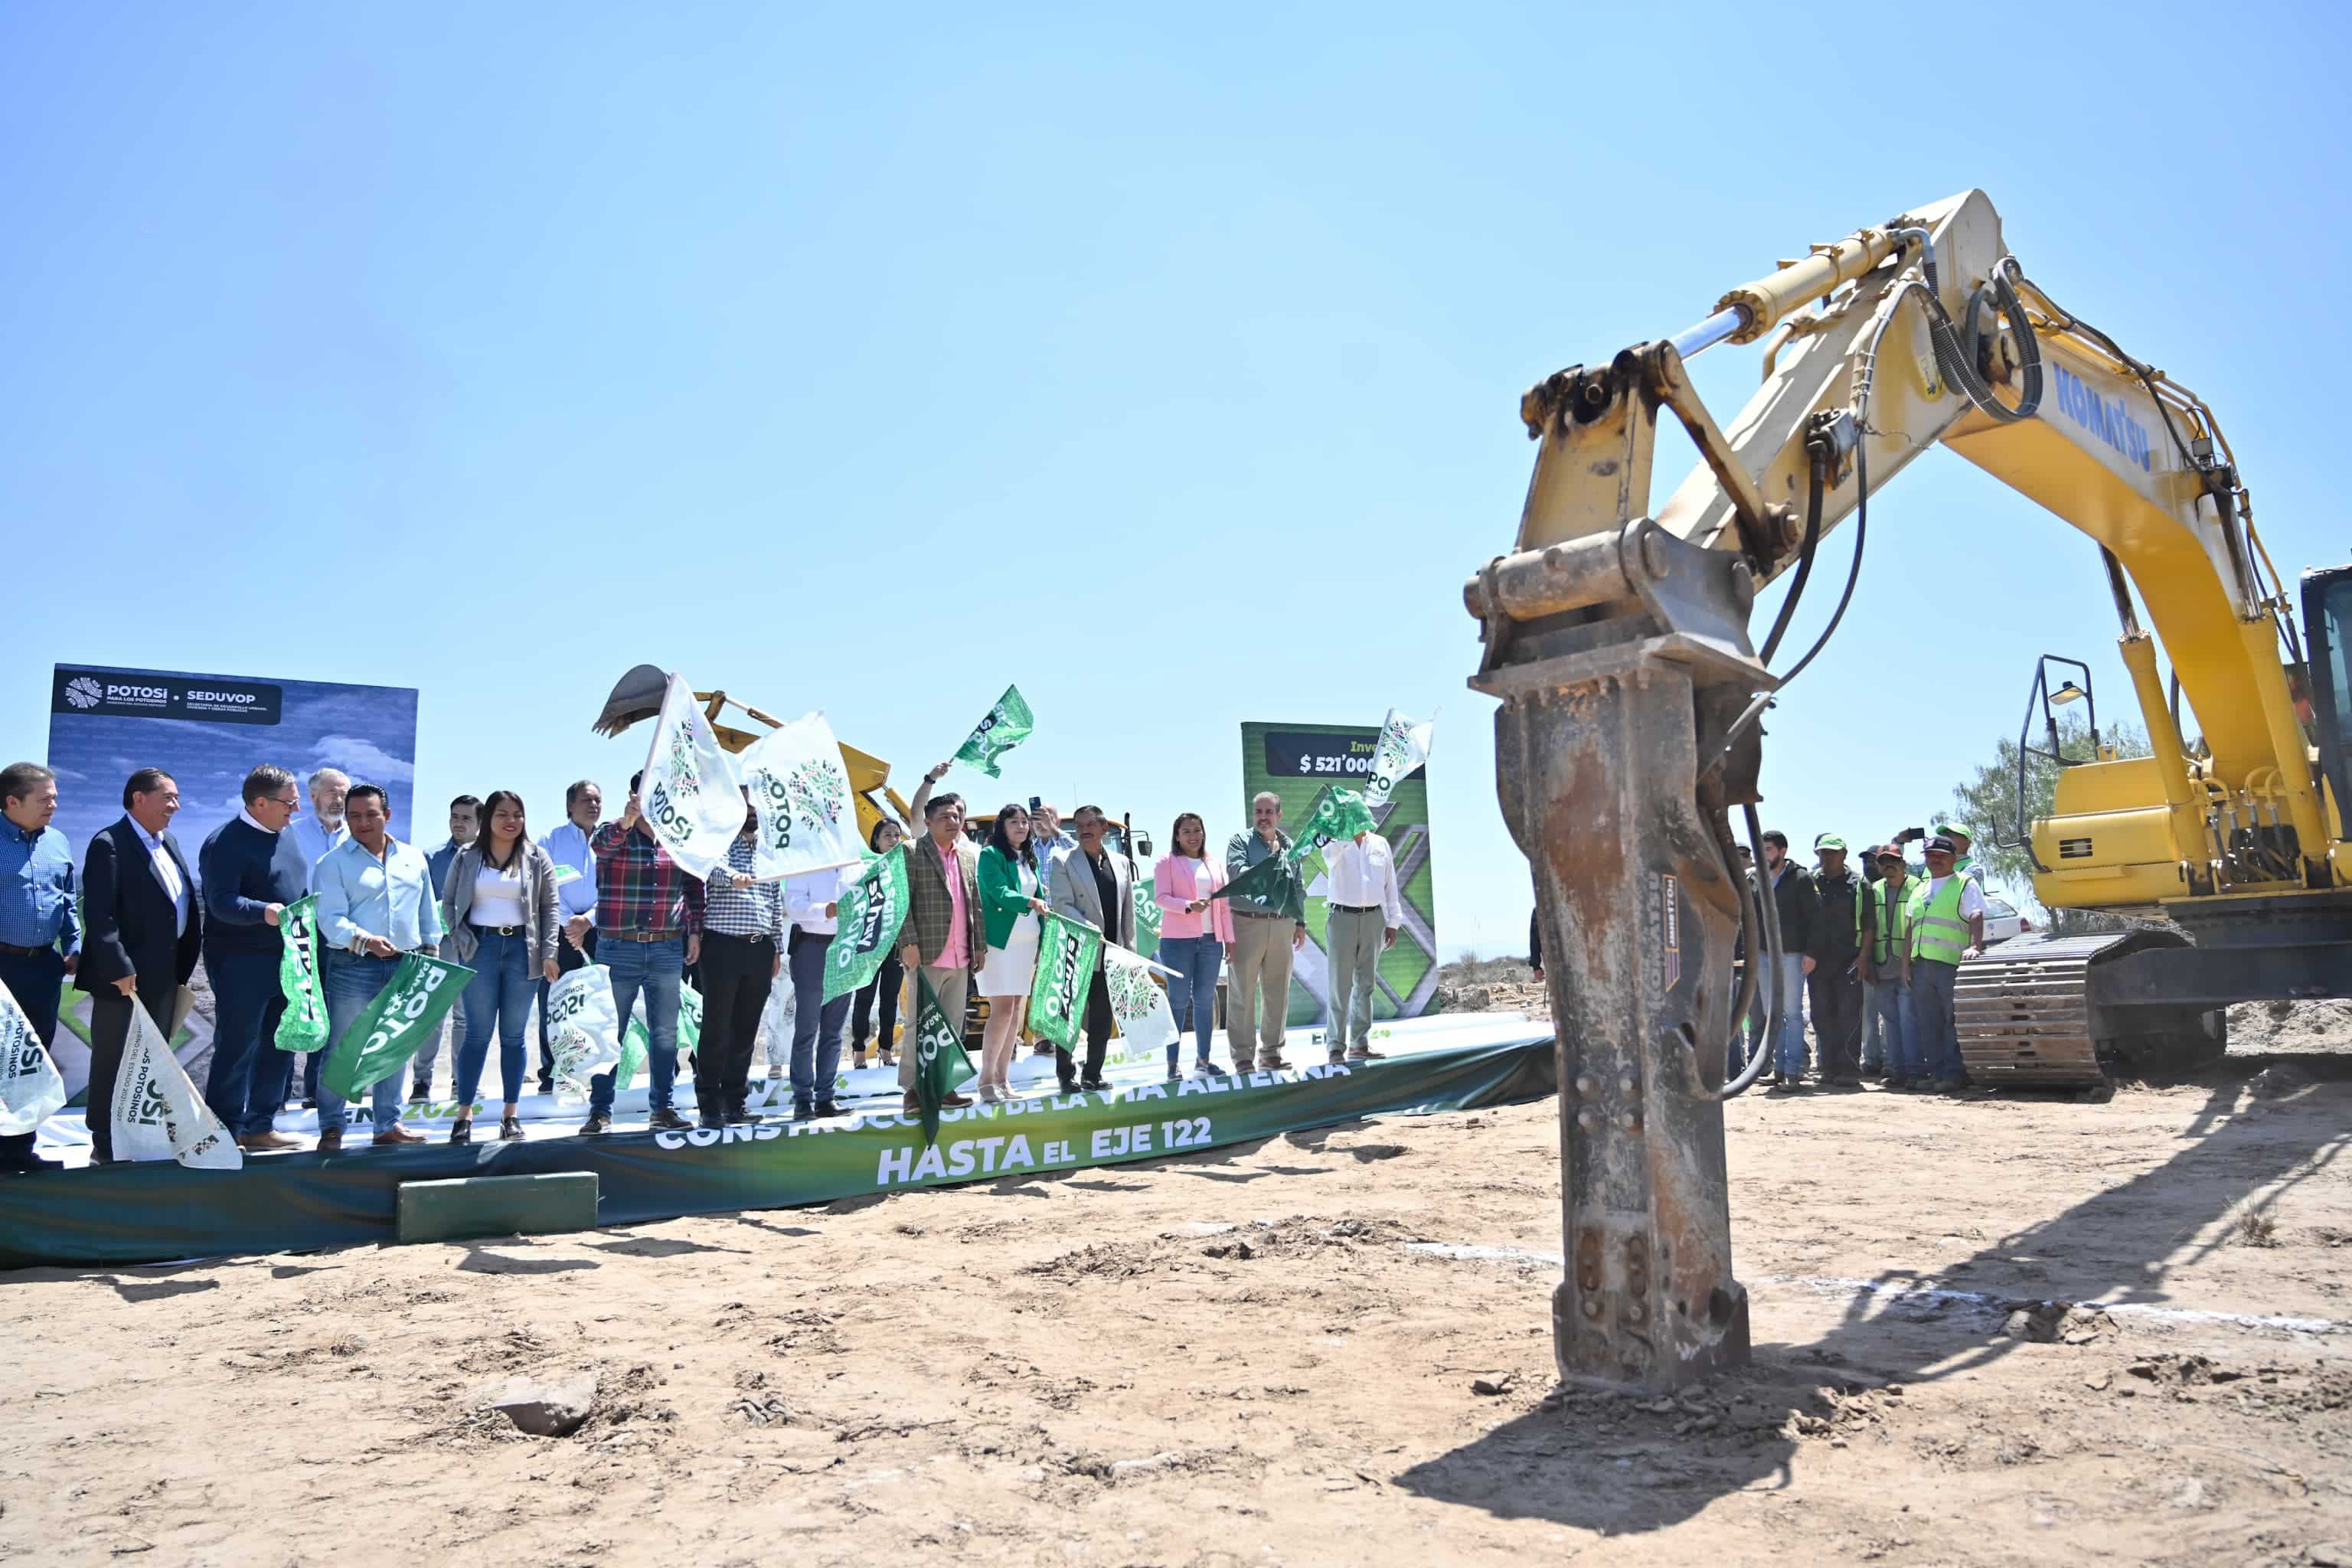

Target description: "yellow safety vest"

left=1861, top=877, right=1911, bottom=965
left=1906, top=876, right=1971, bottom=965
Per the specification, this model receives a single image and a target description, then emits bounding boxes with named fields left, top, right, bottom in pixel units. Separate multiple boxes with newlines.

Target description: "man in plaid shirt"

left=698, top=790, right=786, bottom=1129
left=580, top=769, right=704, bottom=1136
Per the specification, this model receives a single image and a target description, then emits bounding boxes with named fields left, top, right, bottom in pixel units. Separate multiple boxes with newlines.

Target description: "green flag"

left=1286, top=786, right=1377, bottom=866
left=274, top=896, right=328, bottom=1052
left=952, top=684, right=1034, bottom=778
left=912, top=969, right=978, bottom=1148
left=1131, top=876, right=1161, bottom=961
left=824, top=847, right=911, bottom=1001
left=1025, top=910, right=1102, bottom=1053
left=320, top=953, right=472, bottom=1101
left=1209, top=851, right=1293, bottom=908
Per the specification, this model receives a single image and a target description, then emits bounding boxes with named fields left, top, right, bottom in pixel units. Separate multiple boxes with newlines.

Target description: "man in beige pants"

left=1223, top=792, right=1307, bottom=1073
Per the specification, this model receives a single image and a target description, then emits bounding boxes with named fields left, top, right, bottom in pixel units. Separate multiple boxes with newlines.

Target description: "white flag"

left=1364, top=708, right=1436, bottom=809
left=740, top=711, right=864, bottom=880
left=639, top=672, right=748, bottom=880
left=0, top=980, right=68, bottom=1137
left=1102, top=946, right=1179, bottom=1058
left=545, top=964, right=626, bottom=1096
left=109, top=1000, right=241, bottom=1169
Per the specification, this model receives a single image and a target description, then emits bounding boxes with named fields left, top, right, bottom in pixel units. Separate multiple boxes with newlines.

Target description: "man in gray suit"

left=1047, top=805, right=1134, bottom=1093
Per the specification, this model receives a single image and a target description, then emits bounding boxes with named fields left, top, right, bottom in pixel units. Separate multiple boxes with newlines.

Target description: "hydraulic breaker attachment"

left=1467, top=345, right=1769, bottom=1393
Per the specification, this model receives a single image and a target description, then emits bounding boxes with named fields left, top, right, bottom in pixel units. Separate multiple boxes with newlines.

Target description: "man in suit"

left=1047, top=805, right=1136, bottom=1094
left=76, top=768, right=204, bottom=1163
left=893, top=790, right=982, bottom=1114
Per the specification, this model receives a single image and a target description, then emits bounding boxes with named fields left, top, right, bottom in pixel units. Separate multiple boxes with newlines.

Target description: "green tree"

left=1947, top=712, right=2151, bottom=900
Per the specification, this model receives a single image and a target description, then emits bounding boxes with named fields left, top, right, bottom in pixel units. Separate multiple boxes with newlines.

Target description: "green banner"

left=274, top=895, right=328, bottom=1052
left=913, top=969, right=978, bottom=1148
left=1026, top=911, right=1102, bottom=1052
left=952, top=684, right=1034, bottom=778
left=1241, top=722, right=1438, bottom=1027
left=824, top=848, right=910, bottom=1001
left=1210, top=851, right=1292, bottom=909
left=320, top=953, right=472, bottom=1101
left=0, top=1034, right=1552, bottom=1266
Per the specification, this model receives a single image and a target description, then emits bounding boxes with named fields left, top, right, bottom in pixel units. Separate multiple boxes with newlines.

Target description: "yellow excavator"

left=1465, top=188, right=2352, bottom=1393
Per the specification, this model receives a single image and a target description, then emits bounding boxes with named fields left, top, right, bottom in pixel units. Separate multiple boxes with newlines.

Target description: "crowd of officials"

left=0, top=755, right=1406, bottom=1168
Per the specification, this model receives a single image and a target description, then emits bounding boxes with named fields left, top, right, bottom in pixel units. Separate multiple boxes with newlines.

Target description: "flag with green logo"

left=0, top=978, right=68, bottom=1136
left=952, top=684, right=1034, bottom=778
left=1102, top=945, right=1178, bottom=1058
left=545, top=962, right=622, bottom=1096
left=321, top=954, right=472, bottom=1102
left=912, top=969, right=978, bottom=1148
left=641, top=671, right=750, bottom=880
left=111, top=999, right=240, bottom=1168
left=1363, top=709, right=1435, bottom=809
left=274, top=895, right=328, bottom=1052
left=1286, top=787, right=1377, bottom=865
left=1026, top=910, right=1102, bottom=1052
left=740, top=711, right=863, bottom=879
left=823, top=847, right=910, bottom=1001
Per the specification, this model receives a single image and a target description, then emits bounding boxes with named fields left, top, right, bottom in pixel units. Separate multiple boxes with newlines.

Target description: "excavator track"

left=1953, top=931, right=2223, bottom=1086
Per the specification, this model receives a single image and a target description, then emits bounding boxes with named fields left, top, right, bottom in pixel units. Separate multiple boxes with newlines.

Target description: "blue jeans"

left=1858, top=975, right=1881, bottom=1070
left=1909, top=959, right=1963, bottom=1081
left=590, top=934, right=682, bottom=1115
left=1158, top=935, right=1223, bottom=1067
left=788, top=933, right=850, bottom=1111
left=1874, top=975, right=1921, bottom=1080
left=456, top=927, right=534, bottom=1108
left=1772, top=952, right=1809, bottom=1077
left=203, top=948, right=292, bottom=1137
left=317, top=952, right=407, bottom=1135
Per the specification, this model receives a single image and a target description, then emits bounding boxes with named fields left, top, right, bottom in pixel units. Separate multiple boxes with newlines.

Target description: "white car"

left=1982, top=894, right=2034, bottom=946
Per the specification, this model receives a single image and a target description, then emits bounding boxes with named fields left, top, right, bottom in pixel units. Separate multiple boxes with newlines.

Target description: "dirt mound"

left=2227, top=998, right=2352, bottom=1053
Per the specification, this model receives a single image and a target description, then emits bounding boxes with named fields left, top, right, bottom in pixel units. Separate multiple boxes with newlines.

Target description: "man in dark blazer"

left=76, top=767, right=204, bottom=1162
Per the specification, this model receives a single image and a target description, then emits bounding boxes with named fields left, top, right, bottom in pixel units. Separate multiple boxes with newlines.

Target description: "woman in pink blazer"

left=1154, top=813, right=1235, bottom=1079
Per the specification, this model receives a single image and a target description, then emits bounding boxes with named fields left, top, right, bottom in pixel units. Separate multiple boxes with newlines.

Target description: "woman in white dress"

left=974, top=804, right=1050, bottom=1103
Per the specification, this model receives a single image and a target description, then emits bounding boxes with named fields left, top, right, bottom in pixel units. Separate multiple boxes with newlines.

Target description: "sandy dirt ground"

left=2, top=1001, right=2348, bottom=1567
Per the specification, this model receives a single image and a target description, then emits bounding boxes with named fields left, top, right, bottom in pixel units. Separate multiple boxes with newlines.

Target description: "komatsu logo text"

left=2051, top=363, right=2151, bottom=472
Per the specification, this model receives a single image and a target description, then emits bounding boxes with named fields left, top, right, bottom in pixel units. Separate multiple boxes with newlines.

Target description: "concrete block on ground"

left=395, top=1171, right=599, bottom=1245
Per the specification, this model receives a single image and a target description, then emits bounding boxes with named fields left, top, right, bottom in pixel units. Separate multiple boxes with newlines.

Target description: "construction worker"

left=1932, top=822, right=1985, bottom=885
left=1902, top=835, right=1983, bottom=1093
left=1859, top=845, right=1919, bottom=1089
left=1758, top=830, right=1817, bottom=1090
left=1856, top=848, right=1884, bottom=1077
left=1805, top=835, right=1864, bottom=1086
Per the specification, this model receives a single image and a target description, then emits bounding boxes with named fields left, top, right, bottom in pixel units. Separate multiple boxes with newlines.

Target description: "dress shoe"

left=1259, top=1052, right=1289, bottom=1071
left=1055, top=1080, right=1079, bottom=1096
left=697, top=1112, right=725, bottom=1131
left=314, top=1128, right=344, bottom=1154
left=812, top=1101, right=840, bottom=1119
left=499, top=1115, right=524, bottom=1141
left=580, top=1112, right=612, bottom=1136
left=240, top=1130, right=300, bottom=1153
left=728, top=1106, right=765, bottom=1125
left=648, top=1108, right=693, bottom=1132
left=449, top=1118, right=474, bottom=1145
left=374, top=1125, right=426, bottom=1146
left=1076, top=1079, right=1107, bottom=1094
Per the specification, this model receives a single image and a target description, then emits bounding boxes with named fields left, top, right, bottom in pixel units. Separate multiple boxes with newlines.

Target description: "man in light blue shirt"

left=309, top=783, right=443, bottom=1149
left=284, top=768, right=351, bottom=890
left=536, top=779, right=603, bottom=1093
left=0, top=761, right=79, bottom=1171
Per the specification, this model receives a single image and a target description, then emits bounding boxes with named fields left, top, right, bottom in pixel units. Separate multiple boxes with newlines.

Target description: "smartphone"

left=1028, top=795, right=1042, bottom=812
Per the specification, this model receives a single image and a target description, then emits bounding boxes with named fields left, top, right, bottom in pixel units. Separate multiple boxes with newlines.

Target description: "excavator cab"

left=2300, top=567, right=2352, bottom=841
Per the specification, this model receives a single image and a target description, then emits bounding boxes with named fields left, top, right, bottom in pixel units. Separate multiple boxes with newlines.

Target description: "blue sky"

left=4, top=2, right=2345, bottom=958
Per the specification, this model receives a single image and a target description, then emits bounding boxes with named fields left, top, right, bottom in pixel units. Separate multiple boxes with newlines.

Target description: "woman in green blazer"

left=975, top=804, right=1051, bottom=1102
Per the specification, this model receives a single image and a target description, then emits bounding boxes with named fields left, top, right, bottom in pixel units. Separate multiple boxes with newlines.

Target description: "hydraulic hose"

left=1717, top=803, right=1779, bottom=1101
left=1758, top=451, right=1827, bottom=665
